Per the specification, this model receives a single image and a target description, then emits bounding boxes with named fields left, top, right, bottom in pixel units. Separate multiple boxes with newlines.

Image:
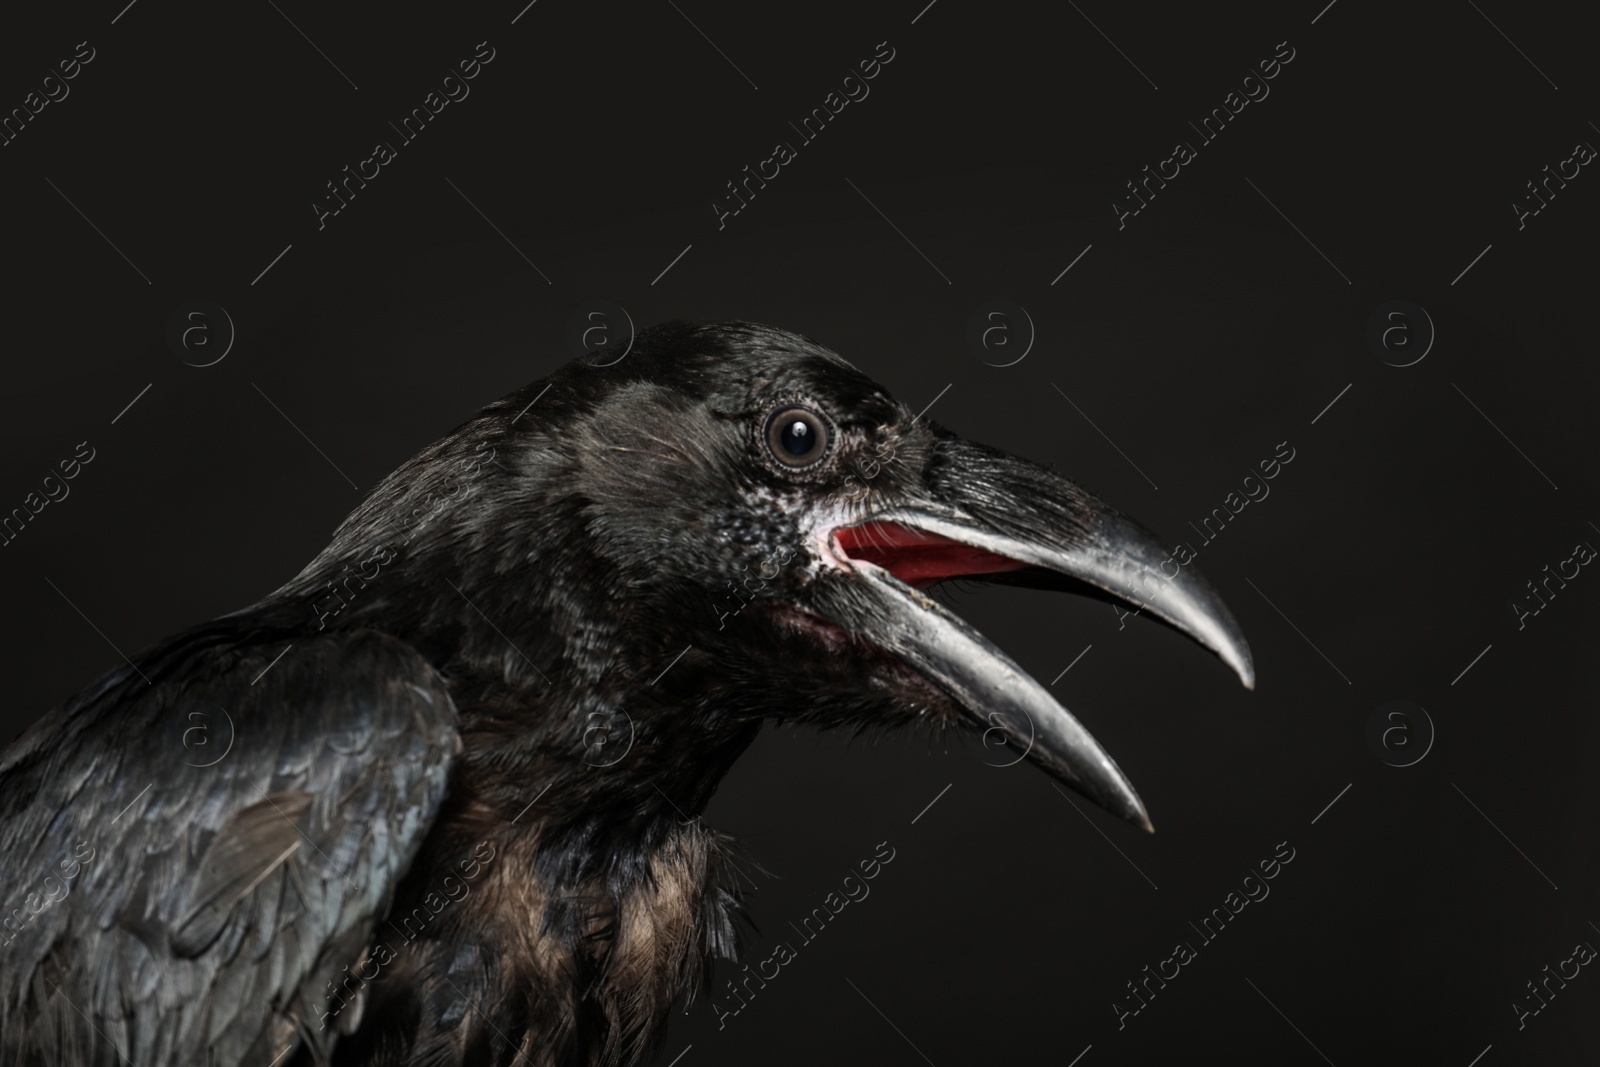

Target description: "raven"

left=0, top=322, right=1252, bottom=1067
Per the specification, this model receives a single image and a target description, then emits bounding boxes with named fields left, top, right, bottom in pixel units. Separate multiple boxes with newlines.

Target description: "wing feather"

left=0, top=625, right=460, bottom=1067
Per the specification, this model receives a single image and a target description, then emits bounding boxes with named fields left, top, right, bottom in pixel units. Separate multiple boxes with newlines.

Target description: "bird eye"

left=764, top=406, right=830, bottom=469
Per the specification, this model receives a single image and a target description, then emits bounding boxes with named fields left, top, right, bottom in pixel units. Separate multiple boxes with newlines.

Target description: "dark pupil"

left=781, top=418, right=814, bottom=455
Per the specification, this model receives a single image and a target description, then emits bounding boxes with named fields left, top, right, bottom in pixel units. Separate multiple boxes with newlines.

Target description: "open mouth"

left=803, top=501, right=1255, bottom=833
left=834, top=521, right=1030, bottom=588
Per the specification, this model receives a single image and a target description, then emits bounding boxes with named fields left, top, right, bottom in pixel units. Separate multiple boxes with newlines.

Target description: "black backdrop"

left=2, top=1, right=1596, bottom=1063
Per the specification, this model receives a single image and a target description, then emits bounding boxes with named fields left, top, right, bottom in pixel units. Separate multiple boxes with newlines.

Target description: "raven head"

left=436, top=321, right=1253, bottom=831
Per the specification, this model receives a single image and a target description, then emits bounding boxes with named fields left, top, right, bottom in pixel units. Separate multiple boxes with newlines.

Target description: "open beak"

left=808, top=432, right=1254, bottom=832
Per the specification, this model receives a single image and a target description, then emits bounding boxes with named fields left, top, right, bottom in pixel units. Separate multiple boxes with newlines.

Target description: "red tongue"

left=835, top=521, right=1028, bottom=588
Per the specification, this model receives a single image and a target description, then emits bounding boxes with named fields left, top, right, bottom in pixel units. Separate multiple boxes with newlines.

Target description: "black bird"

left=0, top=322, right=1252, bottom=1067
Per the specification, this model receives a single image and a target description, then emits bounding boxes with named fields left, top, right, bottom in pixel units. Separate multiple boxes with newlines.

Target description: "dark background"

left=2, top=0, right=1595, bottom=1063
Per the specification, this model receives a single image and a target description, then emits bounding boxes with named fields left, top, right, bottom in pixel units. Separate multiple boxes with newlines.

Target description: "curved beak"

left=808, top=432, right=1254, bottom=832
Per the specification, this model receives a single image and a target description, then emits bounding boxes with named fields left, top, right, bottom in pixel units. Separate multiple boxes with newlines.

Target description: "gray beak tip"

left=1231, top=650, right=1257, bottom=692
left=1091, top=766, right=1155, bottom=835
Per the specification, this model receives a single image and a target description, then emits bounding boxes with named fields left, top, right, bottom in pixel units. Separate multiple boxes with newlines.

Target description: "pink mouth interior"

left=835, top=521, right=1029, bottom=589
